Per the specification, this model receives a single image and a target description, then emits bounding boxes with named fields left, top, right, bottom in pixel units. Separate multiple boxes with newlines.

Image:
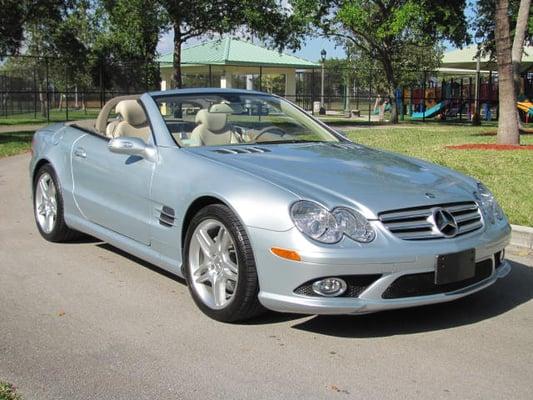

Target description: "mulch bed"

left=445, top=143, right=533, bottom=150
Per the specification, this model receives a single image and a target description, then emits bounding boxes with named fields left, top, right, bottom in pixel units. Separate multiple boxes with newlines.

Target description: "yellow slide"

left=517, top=101, right=533, bottom=114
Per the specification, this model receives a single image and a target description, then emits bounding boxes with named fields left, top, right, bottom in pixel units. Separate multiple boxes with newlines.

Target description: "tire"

left=183, top=204, right=265, bottom=322
left=33, top=164, right=81, bottom=242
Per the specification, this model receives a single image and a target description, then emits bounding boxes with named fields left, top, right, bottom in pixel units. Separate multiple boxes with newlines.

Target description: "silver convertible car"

left=30, top=88, right=511, bottom=322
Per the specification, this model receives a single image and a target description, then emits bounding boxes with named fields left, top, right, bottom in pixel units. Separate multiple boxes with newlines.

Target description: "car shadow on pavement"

left=97, top=243, right=186, bottom=284
left=93, top=242, right=532, bottom=334
left=66, top=234, right=102, bottom=244
left=97, top=242, right=305, bottom=324
left=290, top=261, right=533, bottom=338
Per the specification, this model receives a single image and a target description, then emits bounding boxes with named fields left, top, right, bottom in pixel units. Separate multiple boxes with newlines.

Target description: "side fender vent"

left=159, top=206, right=175, bottom=227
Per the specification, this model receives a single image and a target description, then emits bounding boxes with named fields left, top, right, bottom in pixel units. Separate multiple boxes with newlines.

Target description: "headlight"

left=474, top=182, right=505, bottom=224
left=290, top=201, right=375, bottom=244
left=332, top=208, right=376, bottom=243
left=290, top=201, right=342, bottom=243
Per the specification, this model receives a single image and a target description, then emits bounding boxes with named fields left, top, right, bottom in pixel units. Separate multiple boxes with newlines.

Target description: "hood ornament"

left=425, top=192, right=436, bottom=199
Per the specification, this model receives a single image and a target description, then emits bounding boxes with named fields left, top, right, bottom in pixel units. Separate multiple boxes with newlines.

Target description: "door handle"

left=74, top=147, right=87, bottom=159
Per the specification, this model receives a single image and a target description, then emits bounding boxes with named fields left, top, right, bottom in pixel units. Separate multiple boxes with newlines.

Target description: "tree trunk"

left=173, top=26, right=183, bottom=89
left=495, top=0, right=520, bottom=145
left=39, top=82, right=47, bottom=118
left=381, top=55, right=398, bottom=123
left=511, top=0, right=531, bottom=97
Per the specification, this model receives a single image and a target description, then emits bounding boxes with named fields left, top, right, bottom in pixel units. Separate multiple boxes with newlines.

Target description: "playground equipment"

left=517, top=100, right=533, bottom=122
left=372, top=102, right=391, bottom=115
left=411, top=101, right=447, bottom=119
left=402, top=76, right=499, bottom=121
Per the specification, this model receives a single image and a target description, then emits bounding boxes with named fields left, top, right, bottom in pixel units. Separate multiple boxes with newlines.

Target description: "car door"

left=71, top=132, right=154, bottom=245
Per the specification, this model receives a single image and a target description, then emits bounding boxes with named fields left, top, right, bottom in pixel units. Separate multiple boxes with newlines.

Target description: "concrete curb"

left=511, top=224, right=533, bottom=249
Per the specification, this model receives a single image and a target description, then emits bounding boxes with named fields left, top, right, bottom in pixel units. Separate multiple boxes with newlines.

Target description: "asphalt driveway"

left=1, top=153, right=532, bottom=400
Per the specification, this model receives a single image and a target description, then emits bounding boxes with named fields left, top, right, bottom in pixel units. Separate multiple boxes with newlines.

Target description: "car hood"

left=187, top=142, right=478, bottom=218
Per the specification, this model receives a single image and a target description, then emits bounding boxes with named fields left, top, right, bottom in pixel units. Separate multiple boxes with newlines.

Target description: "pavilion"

left=157, top=38, right=319, bottom=97
left=440, top=44, right=533, bottom=74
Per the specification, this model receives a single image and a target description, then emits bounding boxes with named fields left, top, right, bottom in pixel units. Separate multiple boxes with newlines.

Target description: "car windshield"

left=151, top=93, right=340, bottom=147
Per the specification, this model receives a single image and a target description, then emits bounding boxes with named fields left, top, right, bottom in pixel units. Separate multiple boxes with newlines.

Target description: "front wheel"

left=183, top=204, right=264, bottom=322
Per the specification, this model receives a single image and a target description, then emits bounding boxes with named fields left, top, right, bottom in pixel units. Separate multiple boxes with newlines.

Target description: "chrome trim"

left=379, top=202, right=483, bottom=240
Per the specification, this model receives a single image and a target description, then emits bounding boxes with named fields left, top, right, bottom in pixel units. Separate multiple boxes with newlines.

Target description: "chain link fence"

left=0, top=55, right=160, bottom=122
left=1, top=54, right=526, bottom=123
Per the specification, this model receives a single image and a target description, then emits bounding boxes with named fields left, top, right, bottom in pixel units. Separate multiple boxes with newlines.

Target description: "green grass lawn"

left=0, top=382, right=22, bottom=400
left=0, top=131, right=34, bottom=158
left=0, top=109, right=99, bottom=125
left=347, top=125, right=533, bottom=226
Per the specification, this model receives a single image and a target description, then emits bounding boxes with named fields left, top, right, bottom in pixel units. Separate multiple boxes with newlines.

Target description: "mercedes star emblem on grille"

left=433, top=208, right=459, bottom=237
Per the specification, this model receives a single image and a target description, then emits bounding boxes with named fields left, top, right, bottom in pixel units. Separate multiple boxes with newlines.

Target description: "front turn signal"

left=270, top=247, right=301, bottom=262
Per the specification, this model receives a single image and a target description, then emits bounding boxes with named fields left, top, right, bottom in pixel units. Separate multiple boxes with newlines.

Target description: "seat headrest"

left=209, top=102, right=234, bottom=113
left=195, top=109, right=227, bottom=132
left=116, top=100, right=147, bottom=126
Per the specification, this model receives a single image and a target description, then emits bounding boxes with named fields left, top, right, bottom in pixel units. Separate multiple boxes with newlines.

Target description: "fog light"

left=312, top=278, right=347, bottom=297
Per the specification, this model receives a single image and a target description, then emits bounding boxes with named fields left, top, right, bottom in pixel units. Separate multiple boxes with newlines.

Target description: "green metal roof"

left=442, top=45, right=533, bottom=72
left=158, top=37, right=319, bottom=69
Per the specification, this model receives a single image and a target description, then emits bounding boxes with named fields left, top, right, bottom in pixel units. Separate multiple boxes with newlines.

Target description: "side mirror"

left=108, top=137, right=157, bottom=162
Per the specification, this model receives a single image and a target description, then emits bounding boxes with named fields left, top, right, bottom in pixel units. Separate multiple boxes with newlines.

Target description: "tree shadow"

left=471, top=131, right=497, bottom=137
left=291, top=260, right=532, bottom=338
left=0, top=131, right=34, bottom=144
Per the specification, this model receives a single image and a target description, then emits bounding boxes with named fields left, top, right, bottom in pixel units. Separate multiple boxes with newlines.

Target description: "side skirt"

left=66, top=214, right=184, bottom=278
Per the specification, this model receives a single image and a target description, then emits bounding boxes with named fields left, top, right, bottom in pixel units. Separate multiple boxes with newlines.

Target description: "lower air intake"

left=382, top=259, right=493, bottom=299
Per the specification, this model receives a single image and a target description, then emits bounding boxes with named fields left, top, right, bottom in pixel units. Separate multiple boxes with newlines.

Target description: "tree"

left=476, top=0, right=531, bottom=144
left=290, top=0, right=468, bottom=123
left=0, top=0, right=25, bottom=55
left=0, top=0, right=69, bottom=56
left=99, top=0, right=167, bottom=90
left=494, top=0, right=519, bottom=144
left=158, top=0, right=296, bottom=88
left=512, top=0, right=532, bottom=95
left=476, top=0, right=532, bottom=96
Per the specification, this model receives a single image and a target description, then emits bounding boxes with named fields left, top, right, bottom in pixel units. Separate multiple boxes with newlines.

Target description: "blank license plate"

left=435, top=249, right=476, bottom=285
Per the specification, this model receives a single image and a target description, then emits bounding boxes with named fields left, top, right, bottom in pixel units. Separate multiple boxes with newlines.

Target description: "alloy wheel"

left=35, top=173, right=58, bottom=234
left=188, top=219, right=239, bottom=309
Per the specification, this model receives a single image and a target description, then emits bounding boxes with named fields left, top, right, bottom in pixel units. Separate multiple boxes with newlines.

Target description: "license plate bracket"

left=435, top=249, right=476, bottom=285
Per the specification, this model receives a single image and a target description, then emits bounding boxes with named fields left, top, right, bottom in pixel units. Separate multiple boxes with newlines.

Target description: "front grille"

left=294, top=275, right=382, bottom=298
left=382, top=259, right=493, bottom=299
left=379, top=201, right=483, bottom=240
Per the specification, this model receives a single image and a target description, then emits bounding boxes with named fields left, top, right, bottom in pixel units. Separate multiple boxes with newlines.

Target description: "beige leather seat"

left=189, top=109, right=240, bottom=146
left=106, top=120, right=120, bottom=138
left=112, top=100, right=151, bottom=142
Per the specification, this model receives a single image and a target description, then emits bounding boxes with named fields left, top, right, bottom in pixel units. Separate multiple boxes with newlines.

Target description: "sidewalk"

left=0, top=124, right=46, bottom=133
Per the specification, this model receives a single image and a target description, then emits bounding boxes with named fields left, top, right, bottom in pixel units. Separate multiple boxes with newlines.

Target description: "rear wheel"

left=183, top=204, right=264, bottom=322
left=33, top=164, right=80, bottom=242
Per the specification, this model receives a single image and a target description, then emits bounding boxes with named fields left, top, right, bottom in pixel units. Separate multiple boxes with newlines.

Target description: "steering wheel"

left=251, top=126, right=287, bottom=142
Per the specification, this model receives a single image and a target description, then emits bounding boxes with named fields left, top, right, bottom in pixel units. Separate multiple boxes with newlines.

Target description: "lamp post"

left=320, top=49, right=326, bottom=115
left=472, top=40, right=482, bottom=125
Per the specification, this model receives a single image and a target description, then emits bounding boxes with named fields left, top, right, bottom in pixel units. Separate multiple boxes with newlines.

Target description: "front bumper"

left=248, top=220, right=512, bottom=315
